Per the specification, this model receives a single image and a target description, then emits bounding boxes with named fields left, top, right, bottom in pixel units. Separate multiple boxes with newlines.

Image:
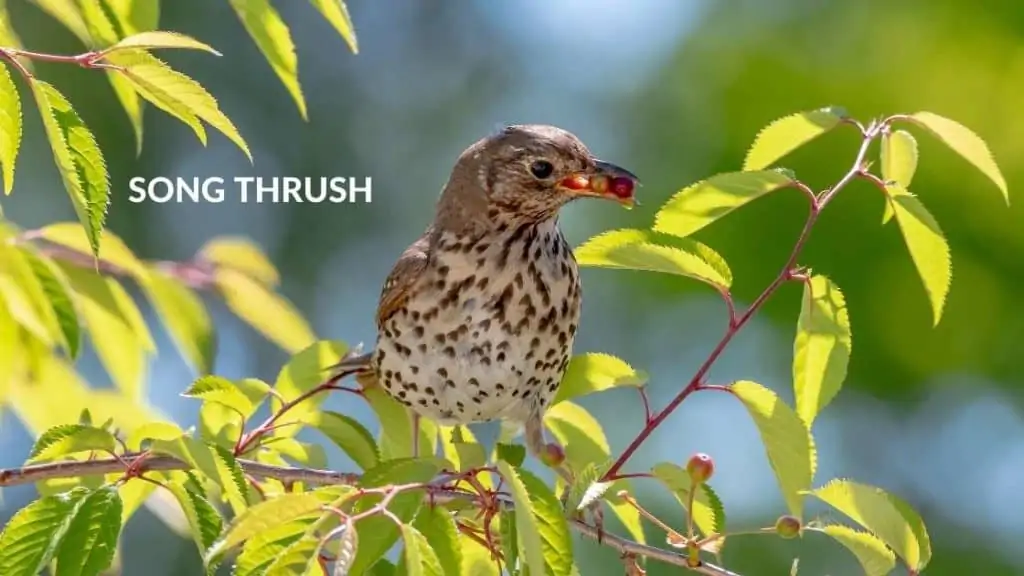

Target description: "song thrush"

left=336, top=124, right=638, bottom=475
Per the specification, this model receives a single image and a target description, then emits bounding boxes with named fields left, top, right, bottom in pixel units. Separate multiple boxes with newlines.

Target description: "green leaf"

left=18, top=248, right=80, bottom=358
left=793, top=275, right=851, bottom=426
left=262, top=514, right=337, bottom=575
left=54, top=486, right=122, bottom=576
left=743, top=107, right=847, bottom=171
left=575, top=228, right=733, bottom=290
left=496, top=442, right=525, bottom=467
left=30, top=80, right=109, bottom=258
left=809, top=479, right=930, bottom=572
left=459, top=533, right=499, bottom=576
left=229, top=0, right=306, bottom=119
left=28, top=0, right=90, bottom=42
left=884, top=183, right=951, bottom=326
left=101, top=0, right=160, bottom=35
left=819, top=524, right=896, bottom=576
left=29, top=424, right=116, bottom=462
left=310, top=410, right=380, bottom=470
left=552, top=352, right=648, bottom=405
left=216, top=268, right=316, bottom=353
left=0, top=487, right=90, bottom=575
left=0, top=58, right=20, bottom=194
left=110, top=50, right=250, bottom=160
left=140, top=266, right=216, bottom=374
left=183, top=375, right=254, bottom=416
left=206, top=492, right=328, bottom=561
left=413, top=506, right=462, bottom=575
left=362, top=385, right=437, bottom=460
left=730, top=380, right=815, bottom=519
left=127, top=421, right=184, bottom=450
left=398, top=524, right=444, bottom=576
left=309, top=0, right=358, bottom=53
left=0, top=269, right=52, bottom=343
left=651, top=463, right=726, bottom=539
left=197, top=236, right=280, bottom=286
left=149, top=435, right=247, bottom=513
left=164, top=479, right=223, bottom=557
left=347, top=458, right=443, bottom=573
left=34, top=222, right=146, bottom=277
left=100, top=30, right=221, bottom=55
left=438, top=425, right=488, bottom=481
left=906, top=111, right=1008, bottom=203
left=880, top=129, right=918, bottom=224
left=653, top=170, right=795, bottom=239
left=496, top=462, right=573, bottom=576
left=268, top=340, right=348, bottom=436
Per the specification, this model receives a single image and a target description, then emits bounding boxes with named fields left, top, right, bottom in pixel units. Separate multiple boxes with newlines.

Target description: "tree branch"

left=0, top=455, right=740, bottom=575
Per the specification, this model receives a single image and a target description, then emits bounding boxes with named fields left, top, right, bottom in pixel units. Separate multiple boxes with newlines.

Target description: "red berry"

left=775, top=515, right=801, bottom=538
left=686, top=453, right=714, bottom=484
left=540, top=442, right=565, bottom=467
left=609, top=176, right=635, bottom=198
left=562, top=175, right=590, bottom=190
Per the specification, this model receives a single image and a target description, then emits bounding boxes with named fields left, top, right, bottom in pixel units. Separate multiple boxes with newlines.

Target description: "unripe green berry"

left=775, top=515, right=802, bottom=538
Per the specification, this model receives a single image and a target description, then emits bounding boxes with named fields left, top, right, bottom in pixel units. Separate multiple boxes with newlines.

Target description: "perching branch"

left=0, top=455, right=740, bottom=575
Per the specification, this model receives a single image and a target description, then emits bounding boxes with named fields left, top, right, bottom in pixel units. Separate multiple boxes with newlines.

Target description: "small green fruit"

left=775, top=515, right=802, bottom=539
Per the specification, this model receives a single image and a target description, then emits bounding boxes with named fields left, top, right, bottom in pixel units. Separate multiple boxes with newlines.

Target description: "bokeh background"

left=2, top=0, right=1023, bottom=574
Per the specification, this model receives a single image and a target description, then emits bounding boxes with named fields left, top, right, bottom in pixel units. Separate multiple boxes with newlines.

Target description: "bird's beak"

left=558, top=159, right=639, bottom=208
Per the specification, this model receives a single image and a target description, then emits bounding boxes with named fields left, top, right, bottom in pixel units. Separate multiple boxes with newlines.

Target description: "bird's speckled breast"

left=374, top=219, right=581, bottom=425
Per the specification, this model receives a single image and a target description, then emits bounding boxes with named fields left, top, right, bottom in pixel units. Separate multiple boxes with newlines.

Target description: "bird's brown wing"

left=375, top=231, right=433, bottom=328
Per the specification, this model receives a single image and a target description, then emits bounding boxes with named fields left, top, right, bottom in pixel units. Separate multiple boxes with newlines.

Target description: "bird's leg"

left=524, top=414, right=572, bottom=485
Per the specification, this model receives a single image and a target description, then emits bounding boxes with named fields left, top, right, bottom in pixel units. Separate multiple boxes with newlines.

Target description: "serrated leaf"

left=906, top=111, right=1008, bottom=203
left=743, top=107, right=846, bottom=171
left=263, top=514, right=336, bottom=575
left=101, top=30, right=220, bottom=55
left=102, top=0, right=160, bottom=35
left=651, top=462, right=726, bottom=538
left=111, top=50, right=249, bottom=159
left=0, top=271, right=52, bottom=343
left=140, top=266, right=216, bottom=374
left=793, top=275, right=851, bottom=426
left=880, top=129, right=918, bottom=224
left=347, top=458, right=442, bottom=574
left=266, top=340, right=347, bottom=439
left=398, top=524, right=444, bottom=576
left=884, top=183, right=951, bottom=326
left=413, top=506, right=462, bottom=576
left=653, top=170, right=795, bottom=238
left=127, top=421, right=184, bottom=450
left=0, top=58, right=20, bottom=194
left=182, top=375, right=253, bottom=417
left=309, top=0, right=358, bottom=53
left=363, top=386, right=437, bottom=460
left=229, top=0, right=306, bottom=119
left=0, top=487, right=90, bottom=575
left=217, top=267, right=315, bottom=353
left=53, top=486, right=122, bottom=576
left=730, top=380, right=815, bottom=519
left=19, top=248, right=80, bottom=358
left=1, top=246, right=80, bottom=357
left=198, top=236, right=279, bottom=286
left=575, top=228, right=732, bottom=290
left=310, top=410, right=379, bottom=470
left=149, top=435, right=247, bottom=513
left=438, top=425, right=488, bottom=487
left=29, top=424, right=116, bottom=462
left=496, top=462, right=573, bottom=576
left=809, top=479, right=930, bottom=571
left=459, top=533, right=499, bottom=576
left=496, top=443, right=525, bottom=467
left=34, top=222, right=146, bottom=277
left=31, top=80, right=109, bottom=258
left=263, top=436, right=327, bottom=469
left=164, top=480, right=223, bottom=557
left=819, top=524, right=896, bottom=576
left=206, top=492, right=327, bottom=561
left=552, top=352, right=648, bottom=405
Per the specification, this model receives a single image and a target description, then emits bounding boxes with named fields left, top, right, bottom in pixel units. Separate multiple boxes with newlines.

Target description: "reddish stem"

left=603, top=122, right=880, bottom=481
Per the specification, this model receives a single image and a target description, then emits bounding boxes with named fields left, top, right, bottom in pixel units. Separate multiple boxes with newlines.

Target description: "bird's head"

left=439, top=124, right=639, bottom=227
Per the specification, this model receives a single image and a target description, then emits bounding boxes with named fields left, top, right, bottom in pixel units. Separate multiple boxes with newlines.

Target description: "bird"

left=333, top=124, right=638, bottom=478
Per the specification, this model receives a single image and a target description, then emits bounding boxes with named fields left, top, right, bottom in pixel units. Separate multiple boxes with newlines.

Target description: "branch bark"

left=0, top=455, right=740, bottom=576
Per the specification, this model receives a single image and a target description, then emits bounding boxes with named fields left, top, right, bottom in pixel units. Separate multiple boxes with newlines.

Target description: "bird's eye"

left=529, top=160, right=555, bottom=179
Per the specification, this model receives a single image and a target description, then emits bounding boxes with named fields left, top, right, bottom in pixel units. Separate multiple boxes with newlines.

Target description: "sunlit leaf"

left=164, top=479, right=223, bottom=559
left=0, top=57, right=20, bottom=194
left=880, top=129, right=918, bottom=224
left=459, top=533, right=499, bottom=576
left=398, top=524, right=444, bottom=576
left=497, top=462, right=573, bottom=576
left=552, top=352, right=647, bottom=405
left=28, top=423, right=116, bottom=462
left=267, top=340, right=347, bottom=437
left=653, top=170, right=795, bottom=238
left=884, top=183, right=951, bottom=326
left=363, top=386, right=437, bottom=460
left=216, top=267, right=316, bottom=353
left=102, top=0, right=160, bottom=35
left=309, top=0, right=358, bottom=53
left=0, top=0, right=32, bottom=74
left=140, top=266, right=216, bottom=374
left=743, top=107, right=847, bottom=171
left=906, top=111, right=1008, bottom=203
left=53, top=486, right=122, bottom=576
left=730, top=380, right=815, bottom=519
left=819, top=524, right=896, bottom=576
left=101, top=30, right=220, bottom=55
left=111, top=50, right=250, bottom=159
left=438, top=425, right=489, bottom=489
left=206, top=492, right=328, bottom=562
left=412, top=505, right=462, bottom=576
left=310, top=410, right=379, bottom=470
left=182, top=375, right=253, bottom=417
left=0, top=271, right=52, bottom=343
left=198, top=236, right=280, bottom=286
left=127, top=421, right=184, bottom=450
left=651, top=463, right=726, bottom=539
left=793, top=275, right=851, bottom=426
left=810, top=479, right=930, bottom=571
left=229, top=0, right=306, bottom=119
left=28, top=0, right=90, bottom=42
left=149, top=435, right=247, bottom=514
left=262, top=514, right=336, bottom=575
left=33, top=222, right=146, bottom=277
left=18, top=248, right=80, bottom=358
left=31, top=80, right=109, bottom=258
left=0, top=487, right=90, bottom=575
left=575, top=228, right=733, bottom=290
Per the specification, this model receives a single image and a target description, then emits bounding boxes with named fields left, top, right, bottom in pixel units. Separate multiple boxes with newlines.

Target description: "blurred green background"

left=2, top=0, right=1023, bottom=574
